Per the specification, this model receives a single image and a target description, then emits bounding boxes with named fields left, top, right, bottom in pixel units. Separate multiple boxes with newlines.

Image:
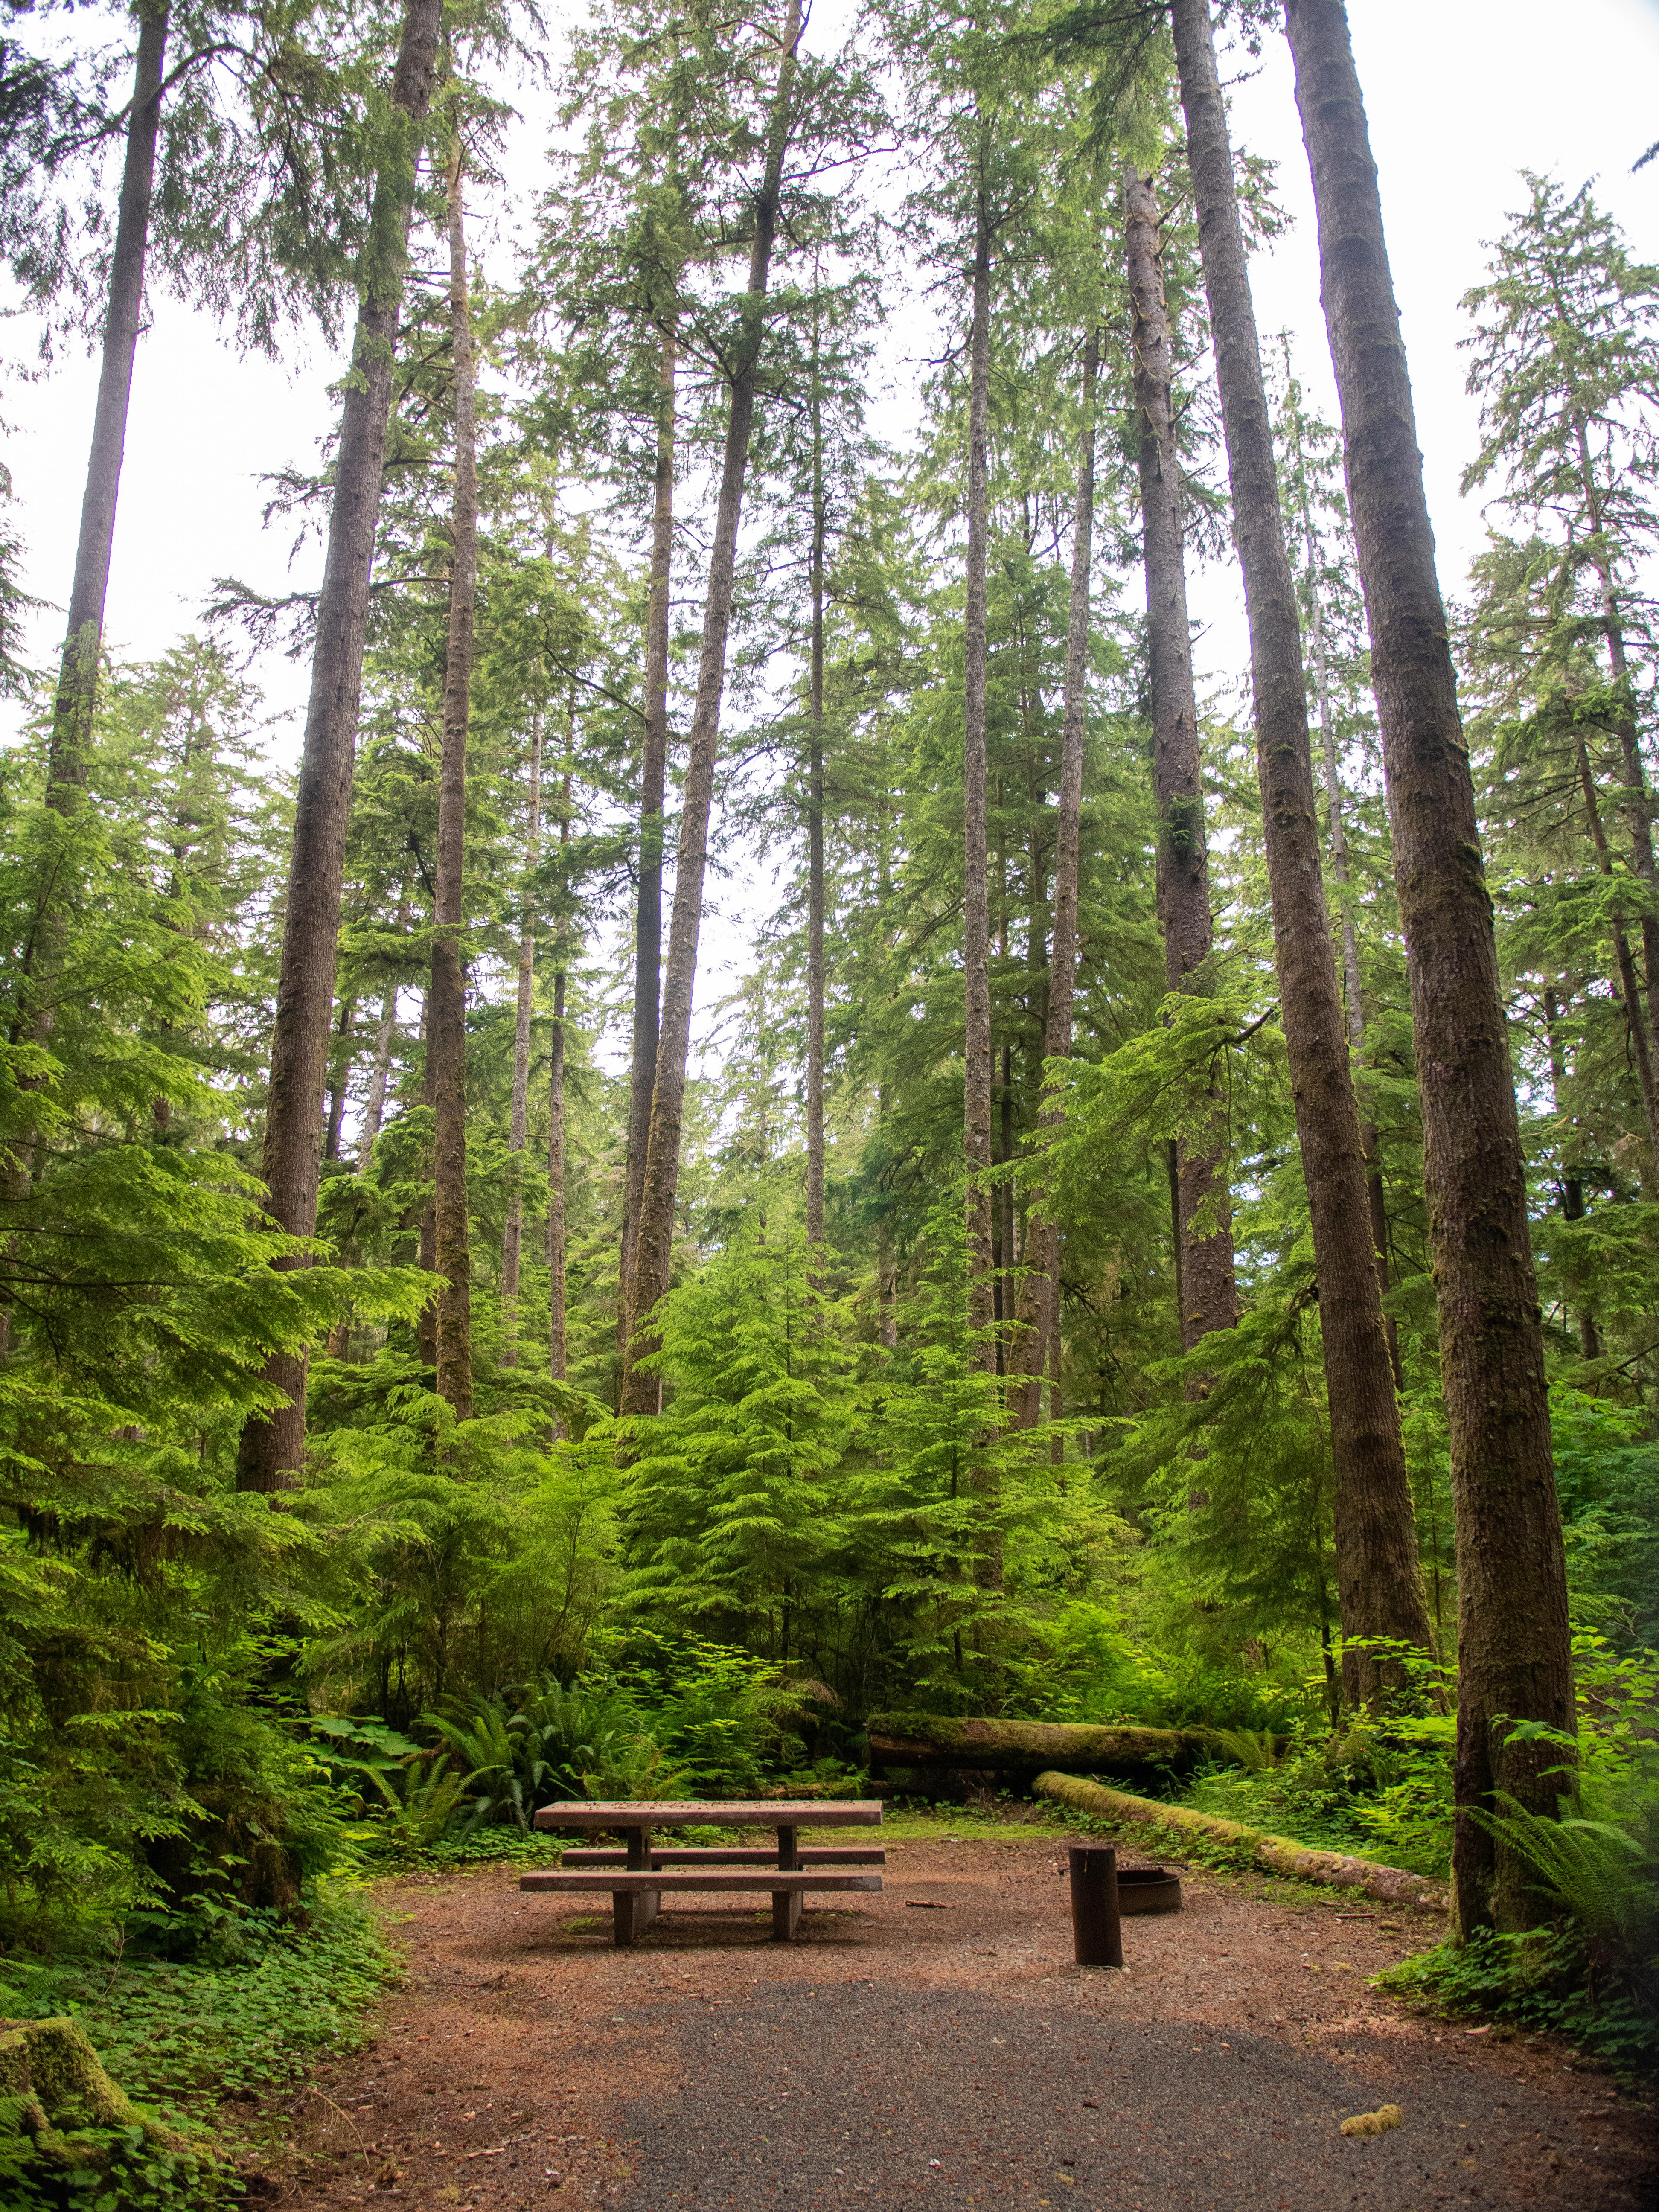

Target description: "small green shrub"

left=1182, top=1717, right=1456, bottom=1877
left=1381, top=1927, right=1659, bottom=2075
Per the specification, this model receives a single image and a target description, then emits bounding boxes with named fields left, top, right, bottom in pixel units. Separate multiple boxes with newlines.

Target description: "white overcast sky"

left=5, top=0, right=1659, bottom=1045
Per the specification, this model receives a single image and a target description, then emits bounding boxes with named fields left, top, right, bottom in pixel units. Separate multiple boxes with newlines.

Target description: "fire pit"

left=1116, top=1866, right=1182, bottom=1914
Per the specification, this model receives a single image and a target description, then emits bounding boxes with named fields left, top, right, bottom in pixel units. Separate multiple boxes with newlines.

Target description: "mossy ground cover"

left=0, top=1897, right=399, bottom=2206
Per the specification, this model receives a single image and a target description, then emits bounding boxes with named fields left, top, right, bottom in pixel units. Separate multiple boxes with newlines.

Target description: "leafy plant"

left=1382, top=1926, right=1659, bottom=2075
left=1212, top=1727, right=1282, bottom=1773
left=427, top=1699, right=538, bottom=1833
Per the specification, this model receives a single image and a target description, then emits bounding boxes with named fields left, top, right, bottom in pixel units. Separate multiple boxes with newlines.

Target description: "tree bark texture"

left=1284, top=0, right=1575, bottom=1926
left=1289, top=419, right=1402, bottom=1383
left=1010, top=329, right=1098, bottom=1425
left=430, top=154, right=477, bottom=1424
left=47, top=2, right=169, bottom=798
left=620, top=326, right=676, bottom=1335
left=1125, top=166, right=1241, bottom=1357
left=236, top=0, right=442, bottom=1492
left=620, top=0, right=803, bottom=1419
left=1172, top=0, right=1433, bottom=1705
left=500, top=713, right=543, bottom=1365
left=962, top=172, right=995, bottom=1362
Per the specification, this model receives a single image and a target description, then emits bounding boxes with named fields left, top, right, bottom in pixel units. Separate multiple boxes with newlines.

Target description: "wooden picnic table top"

left=532, top=1799, right=882, bottom=1831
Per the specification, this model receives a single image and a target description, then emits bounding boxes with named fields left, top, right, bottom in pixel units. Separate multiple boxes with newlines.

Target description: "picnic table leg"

left=613, top=1824, right=657, bottom=1946
left=772, top=1823, right=802, bottom=1941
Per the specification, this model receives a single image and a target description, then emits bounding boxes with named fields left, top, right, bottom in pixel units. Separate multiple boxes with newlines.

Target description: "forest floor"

left=236, top=1817, right=1658, bottom=2212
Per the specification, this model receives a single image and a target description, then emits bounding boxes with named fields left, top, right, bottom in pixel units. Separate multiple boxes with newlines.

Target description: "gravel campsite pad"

left=253, top=1825, right=1657, bottom=2211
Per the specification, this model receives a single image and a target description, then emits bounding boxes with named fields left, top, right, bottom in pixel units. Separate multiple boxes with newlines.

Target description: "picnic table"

left=521, top=1799, right=885, bottom=1945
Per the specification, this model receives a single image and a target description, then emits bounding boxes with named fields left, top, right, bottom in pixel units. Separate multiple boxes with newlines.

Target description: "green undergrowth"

left=0, top=1897, right=398, bottom=2207
left=1379, top=1927, right=1659, bottom=2078
left=364, top=1825, right=567, bottom=1873
left=1173, top=1739, right=1455, bottom=1878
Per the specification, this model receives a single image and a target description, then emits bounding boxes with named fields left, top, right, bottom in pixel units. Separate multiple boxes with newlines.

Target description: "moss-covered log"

left=0, top=2016, right=182, bottom=2172
left=866, top=1714, right=1220, bottom=1775
left=1033, top=1771, right=1449, bottom=1912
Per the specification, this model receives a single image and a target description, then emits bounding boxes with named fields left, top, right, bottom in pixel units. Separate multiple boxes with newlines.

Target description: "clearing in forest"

left=255, top=1822, right=1656, bottom=2211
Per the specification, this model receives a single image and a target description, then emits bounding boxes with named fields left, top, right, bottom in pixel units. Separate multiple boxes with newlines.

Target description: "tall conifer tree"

left=1284, top=0, right=1575, bottom=1924
left=1169, top=0, right=1432, bottom=1700
left=236, top=0, right=442, bottom=1491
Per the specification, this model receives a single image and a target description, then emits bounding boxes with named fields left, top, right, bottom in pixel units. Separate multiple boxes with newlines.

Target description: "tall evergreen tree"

left=1284, top=0, right=1575, bottom=1926
left=431, top=140, right=479, bottom=1422
left=1462, top=175, right=1659, bottom=1090
left=1170, top=0, right=1432, bottom=1702
left=46, top=2, right=168, bottom=800
left=1276, top=355, right=1402, bottom=1380
left=1124, top=158, right=1239, bottom=1356
left=236, top=0, right=442, bottom=1492
left=1009, top=323, right=1098, bottom=1424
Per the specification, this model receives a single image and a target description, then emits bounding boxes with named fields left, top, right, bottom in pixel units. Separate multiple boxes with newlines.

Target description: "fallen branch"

left=1032, top=1770, right=1449, bottom=1912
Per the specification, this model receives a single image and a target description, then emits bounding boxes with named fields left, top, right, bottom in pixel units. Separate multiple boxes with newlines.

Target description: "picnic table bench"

left=522, top=1799, right=884, bottom=1945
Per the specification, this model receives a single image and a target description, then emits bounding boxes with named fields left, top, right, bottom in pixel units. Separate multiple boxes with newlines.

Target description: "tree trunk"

left=430, top=150, right=478, bottom=1424
left=320, top=988, right=356, bottom=1363
left=548, top=965, right=568, bottom=1388
left=47, top=2, right=169, bottom=798
left=323, top=996, right=356, bottom=1163
left=867, top=1713, right=1219, bottom=1779
left=962, top=167, right=995, bottom=1363
left=1048, top=1276, right=1064, bottom=1458
left=877, top=1228, right=897, bottom=1349
left=1543, top=984, right=1600, bottom=1360
left=500, top=713, right=543, bottom=1365
left=1573, top=741, right=1659, bottom=1177
left=357, top=890, right=408, bottom=1171
left=1124, top=166, right=1240, bottom=1359
left=548, top=774, right=573, bottom=1391
left=1287, top=413, right=1402, bottom=1384
left=7, top=0, right=171, bottom=1284
left=1284, top=0, right=1575, bottom=1929
left=416, top=992, right=437, bottom=1372
left=619, top=324, right=677, bottom=1337
left=1009, top=327, right=1096, bottom=1425
left=806, top=301, right=827, bottom=1252
left=235, top=0, right=442, bottom=1492
left=1171, top=0, right=1433, bottom=1706
left=620, top=0, right=803, bottom=1417
left=997, top=1037, right=1015, bottom=1368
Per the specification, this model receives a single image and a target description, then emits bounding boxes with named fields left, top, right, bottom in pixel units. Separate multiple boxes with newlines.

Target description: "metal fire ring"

left=1116, top=1866, right=1183, bottom=1914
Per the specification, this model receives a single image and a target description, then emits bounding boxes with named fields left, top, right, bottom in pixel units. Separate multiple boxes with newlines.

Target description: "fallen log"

left=1033, top=1770, right=1449, bottom=1912
left=866, top=1714, right=1220, bottom=1777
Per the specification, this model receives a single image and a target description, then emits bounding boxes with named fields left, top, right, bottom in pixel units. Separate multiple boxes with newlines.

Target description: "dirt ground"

left=239, top=1827, right=1658, bottom=2212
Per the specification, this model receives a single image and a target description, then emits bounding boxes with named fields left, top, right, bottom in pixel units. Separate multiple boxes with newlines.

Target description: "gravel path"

left=255, top=1829, right=1656, bottom=2212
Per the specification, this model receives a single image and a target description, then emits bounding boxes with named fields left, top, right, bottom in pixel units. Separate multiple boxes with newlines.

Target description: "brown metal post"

left=1069, top=1845, right=1123, bottom=1967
